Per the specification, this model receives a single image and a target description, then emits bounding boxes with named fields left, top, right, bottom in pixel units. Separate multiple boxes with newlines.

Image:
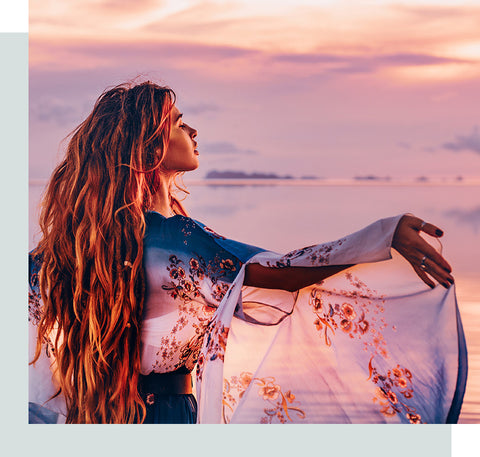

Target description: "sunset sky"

left=29, top=0, right=480, bottom=181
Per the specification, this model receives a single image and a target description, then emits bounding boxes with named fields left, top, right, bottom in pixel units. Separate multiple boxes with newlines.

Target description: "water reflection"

left=444, top=206, right=480, bottom=234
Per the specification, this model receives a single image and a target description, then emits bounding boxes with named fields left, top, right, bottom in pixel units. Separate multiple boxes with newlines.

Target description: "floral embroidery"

left=309, top=272, right=422, bottom=423
left=180, top=218, right=197, bottom=245
left=223, top=372, right=306, bottom=424
left=28, top=271, right=56, bottom=359
left=146, top=393, right=155, bottom=405
left=220, top=258, right=236, bottom=271
left=44, top=338, right=55, bottom=358
left=309, top=274, right=387, bottom=352
left=28, top=261, right=42, bottom=325
left=152, top=249, right=238, bottom=373
left=196, top=321, right=229, bottom=383
left=370, top=362, right=424, bottom=423
left=29, top=284, right=42, bottom=325
left=212, top=283, right=230, bottom=302
left=162, top=254, right=236, bottom=303
left=153, top=263, right=221, bottom=371
left=177, top=333, right=206, bottom=372
left=202, top=225, right=226, bottom=240
left=162, top=255, right=202, bottom=301
left=152, top=300, right=215, bottom=372
left=407, top=413, right=422, bottom=424
left=263, top=238, right=347, bottom=268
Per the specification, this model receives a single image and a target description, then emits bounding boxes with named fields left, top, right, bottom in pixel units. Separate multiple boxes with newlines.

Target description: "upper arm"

left=244, top=263, right=354, bottom=292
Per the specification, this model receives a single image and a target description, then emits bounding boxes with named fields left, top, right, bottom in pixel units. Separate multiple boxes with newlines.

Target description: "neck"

left=151, top=175, right=175, bottom=217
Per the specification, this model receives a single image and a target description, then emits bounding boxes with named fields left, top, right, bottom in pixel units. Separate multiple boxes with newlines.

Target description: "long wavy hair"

left=31, top=81, right=187, bottom=423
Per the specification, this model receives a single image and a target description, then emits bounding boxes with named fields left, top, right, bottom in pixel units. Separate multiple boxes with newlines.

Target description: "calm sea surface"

left=29, top=180, right=480, bottom=423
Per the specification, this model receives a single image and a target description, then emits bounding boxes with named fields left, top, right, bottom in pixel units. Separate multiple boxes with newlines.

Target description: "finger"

left=418, top=220, right=444, bottom=238
left=413, top=239, right=452, bottom=273
left=416, top=251, right=454, bottom=282
left=412, top=264, right=436, bottom=289
left=414, top=252, right=454, bottom=288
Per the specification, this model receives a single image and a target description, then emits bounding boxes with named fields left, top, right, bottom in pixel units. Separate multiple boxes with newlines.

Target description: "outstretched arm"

left=244, top=214, right=454, bottom=292
left=244, top=263, right=353, bottom=292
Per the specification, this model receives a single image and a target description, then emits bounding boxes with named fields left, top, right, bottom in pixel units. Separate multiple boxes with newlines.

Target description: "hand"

left=392, top=214, right=454, bottom=289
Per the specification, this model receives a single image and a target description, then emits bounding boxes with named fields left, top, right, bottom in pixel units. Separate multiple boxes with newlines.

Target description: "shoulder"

left=144, top=211, right=265, bottom=261
left=144, top=212, right=204, bottom=242
left=188, top=219, right=266, bottom=262
left=145, top=211, right=225, bottom=239
left=144, top=212, right=223, bottom=255
left=187, top=219, right=228, bottom=240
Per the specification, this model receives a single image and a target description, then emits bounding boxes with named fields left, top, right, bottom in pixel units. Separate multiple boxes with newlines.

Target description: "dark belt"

left=139, top=372, right=193, bottom=395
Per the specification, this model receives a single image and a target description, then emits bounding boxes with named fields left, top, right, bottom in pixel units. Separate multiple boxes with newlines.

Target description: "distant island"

left=205, top=170, right=297, bottom=179
left=205, top=170, right=323, bottom=180
left=202, top=171, right=469, bottom=183
left=353, top=175, right=391, bottom=181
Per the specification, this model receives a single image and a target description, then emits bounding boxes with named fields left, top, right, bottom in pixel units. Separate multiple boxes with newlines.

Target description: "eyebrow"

left=175, top=112, right=183, bottom=122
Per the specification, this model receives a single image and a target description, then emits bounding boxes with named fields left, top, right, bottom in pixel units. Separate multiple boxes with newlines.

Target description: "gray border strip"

left=0, top=31, right=29, bottom=432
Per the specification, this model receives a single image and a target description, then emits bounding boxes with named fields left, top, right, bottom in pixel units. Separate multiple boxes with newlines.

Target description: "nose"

left=189, top=125, right=197, bottom=139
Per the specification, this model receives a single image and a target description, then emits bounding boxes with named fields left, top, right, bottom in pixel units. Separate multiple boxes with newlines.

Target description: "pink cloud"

left=31, top=39, right=476, bottom=82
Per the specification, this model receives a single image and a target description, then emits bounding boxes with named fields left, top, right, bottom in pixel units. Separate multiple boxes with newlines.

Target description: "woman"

left=29, top=81, right=466, bottom=424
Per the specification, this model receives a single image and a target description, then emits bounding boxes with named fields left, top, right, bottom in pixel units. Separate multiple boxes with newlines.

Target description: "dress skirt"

left=28, top=394, right=197, bottom=424
left=138, top=370, right=197, bottom=424
left=140, top=393, right=197, bottom=424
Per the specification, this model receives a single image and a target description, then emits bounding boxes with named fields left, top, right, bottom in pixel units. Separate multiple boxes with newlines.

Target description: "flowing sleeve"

left=195, top=215, right=468, bottom=424
left=28, top=252, right=66, bottom=423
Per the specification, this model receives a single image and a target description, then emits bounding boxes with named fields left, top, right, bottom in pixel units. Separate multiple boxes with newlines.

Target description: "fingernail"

left=443, top=282, right=450, bottom=289
left=436, top=229, right=443, bottom=236
left=429, top=283, right=435, bottom=289
left=447, top=277, right=454, bottom=284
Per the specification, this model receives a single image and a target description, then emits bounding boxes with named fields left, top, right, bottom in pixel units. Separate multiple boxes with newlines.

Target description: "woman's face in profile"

left=162, top=105, right=199, bottom=173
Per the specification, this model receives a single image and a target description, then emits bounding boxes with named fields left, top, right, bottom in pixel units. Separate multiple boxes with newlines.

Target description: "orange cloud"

left=30, top=0, right=480, bottom=84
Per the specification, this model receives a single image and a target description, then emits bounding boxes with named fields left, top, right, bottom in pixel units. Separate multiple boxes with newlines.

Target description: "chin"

left=182, top=162, right=199, bottom=172
left=190, top=159, right=200, bottom=171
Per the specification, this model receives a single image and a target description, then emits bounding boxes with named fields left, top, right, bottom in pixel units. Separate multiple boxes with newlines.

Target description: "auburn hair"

left=32, top=81, right=187, bottom=423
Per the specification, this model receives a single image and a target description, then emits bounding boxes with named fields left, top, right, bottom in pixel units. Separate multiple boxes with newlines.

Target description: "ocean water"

left=29, top=180, right=480, bottom=423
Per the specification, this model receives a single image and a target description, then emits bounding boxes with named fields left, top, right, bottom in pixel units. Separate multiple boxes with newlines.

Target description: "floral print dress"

left=28, top=212, right=467, bottom=424
left=139, top=211, right=264, bottom=377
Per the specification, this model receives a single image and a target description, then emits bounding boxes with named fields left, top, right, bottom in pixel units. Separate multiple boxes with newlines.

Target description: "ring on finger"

left=420, top=221, right=427, bottom=230
left=420, top=255, right=427, bottom=270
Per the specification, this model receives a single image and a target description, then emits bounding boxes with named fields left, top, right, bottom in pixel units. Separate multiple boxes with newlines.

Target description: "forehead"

left=171, top=105, right=181, bottom=117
